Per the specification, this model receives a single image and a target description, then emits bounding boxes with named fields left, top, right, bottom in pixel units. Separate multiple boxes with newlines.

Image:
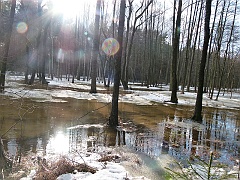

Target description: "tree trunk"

left=122, top=0, right=153, bottom=90
left=209, top=0, right=228, bottom=99
left=40, top=20, right=51, bottom=84
left=29, top=0, right=43, bottom=85
left=181, top=0, right=195, bottom=94
left=121, top=0, right=132, bottom=90
left=90, top=0, right=101, bottom=93
left=109, top=0, right=126, bottom=127
left=0, top=0, right=16, bottom=92
left=204, top=0, right=220, bottom=93
left=192, top=0, right=212, bottom=123
left=186, top=0, right=203, bottom=92
left=170, top=0, right=182, bottom=103
left=215, top=0, right=236, bottom=101
left=25, top=45, right=30, bottom=84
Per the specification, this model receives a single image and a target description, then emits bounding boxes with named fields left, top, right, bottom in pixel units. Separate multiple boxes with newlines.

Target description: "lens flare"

left=102, top=38, right=119, bottom=56
left=16, top=22, right=28, bottom=34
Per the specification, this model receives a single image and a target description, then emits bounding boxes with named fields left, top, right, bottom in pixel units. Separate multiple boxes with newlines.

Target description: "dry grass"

left=34, top=157, right=96, bottom=180
left=98, top=155, right=120, bottom=162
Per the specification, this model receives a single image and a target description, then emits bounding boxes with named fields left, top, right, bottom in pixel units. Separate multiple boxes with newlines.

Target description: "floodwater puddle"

left=0, top=96, right=239, bottom=178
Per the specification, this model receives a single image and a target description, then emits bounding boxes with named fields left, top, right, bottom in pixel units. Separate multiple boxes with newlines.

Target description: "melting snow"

left=3, top=75, right=240, bottom=110
left=2, top=74, right=240, bottom=180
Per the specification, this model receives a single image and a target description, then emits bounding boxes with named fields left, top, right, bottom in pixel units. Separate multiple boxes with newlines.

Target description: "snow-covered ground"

left=2, top=74, right=240, bottom=180
left=20, top=149, right=153, bottom=180
left=4, top=74, right=240, bottom=110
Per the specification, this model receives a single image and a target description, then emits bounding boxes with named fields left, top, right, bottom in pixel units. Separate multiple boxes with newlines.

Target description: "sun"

left=50, top=0, right=96, bottom=19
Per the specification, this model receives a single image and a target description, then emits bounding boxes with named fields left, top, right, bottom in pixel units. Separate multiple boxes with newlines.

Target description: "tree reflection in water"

left=66, top=110, right=239, bottom=168
left=1, top=101, right=239, bottom=171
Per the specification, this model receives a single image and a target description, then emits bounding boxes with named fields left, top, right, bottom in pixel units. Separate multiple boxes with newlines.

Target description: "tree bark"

left=204, top=0, right=220, bottom=93
left=170, top=0, right=182, bottom=103
left=192, top=0, right=212, bottom=123
left=109, top=0, right=126, bottom=127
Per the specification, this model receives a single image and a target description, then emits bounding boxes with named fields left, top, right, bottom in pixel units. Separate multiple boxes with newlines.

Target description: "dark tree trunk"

left=192, top=0, right=212, bottom=123
left=40, top=27, right=47, bottom=84
left=109, top=0, right=126, bottom=127
left=90, top=0, right=101, bottom=93
left=24, top=45, right=30, bottom=84
left=0, top=0, right=16, bottom=92
left=40, top=19, right=51, bottom=84
left=29, top=0, right=43, bottom=85
left=170, top=0, right=182, bottom=103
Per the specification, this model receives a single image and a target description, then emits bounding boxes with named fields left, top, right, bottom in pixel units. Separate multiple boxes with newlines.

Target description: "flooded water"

left=0, top=96, right=239, bottom=178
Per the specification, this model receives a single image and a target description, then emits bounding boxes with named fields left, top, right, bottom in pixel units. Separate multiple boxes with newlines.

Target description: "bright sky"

left=43, top=0, right=173, bottom=20
left=51, top=0, right=96, bottom=17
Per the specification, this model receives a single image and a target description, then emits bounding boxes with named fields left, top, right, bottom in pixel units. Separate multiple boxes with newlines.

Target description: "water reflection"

left=0, top=97, right=239, bottom=170
left=62, top=112, right=239, bottom=167
left=118, top=114, right=239, bottom=167
left=68, top=124, right=105, bottom=153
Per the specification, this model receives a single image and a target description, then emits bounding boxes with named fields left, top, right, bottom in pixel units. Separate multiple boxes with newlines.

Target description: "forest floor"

left=4, top=73, right=240, bottom=110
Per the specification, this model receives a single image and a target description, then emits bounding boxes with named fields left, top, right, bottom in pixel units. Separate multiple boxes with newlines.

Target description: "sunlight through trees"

left=0, top=0, right=239, bottom=120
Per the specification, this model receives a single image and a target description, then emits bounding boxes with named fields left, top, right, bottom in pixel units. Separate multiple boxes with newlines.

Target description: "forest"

left=0, top=0, right=240, bottom=179
left=0, top=0, right=239, bottom=95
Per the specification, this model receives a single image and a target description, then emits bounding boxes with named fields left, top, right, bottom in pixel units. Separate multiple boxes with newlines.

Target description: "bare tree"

left=186, top=0, right=204, bottom=92
left=28, top=0, right=43, bottom=85
left=192, top=0, right=212, bottom=123
left=208, top=0, right=229, bottom=99
left=109, top=0, right=126, bottom=127
left=170, top=0, right=182, bottom=103
left=90, top=0, right=101, bottom=93
left=39, top=15, right=51, bottom=84
left=204, top=0, right=220, bottom=93
left=215, top=0, right=237, bottom=100
left=121, top=0, right=153, bottom=90
left=0, top=0, right=16, bottom=92
left=181, top=0, right=197, bottom=94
